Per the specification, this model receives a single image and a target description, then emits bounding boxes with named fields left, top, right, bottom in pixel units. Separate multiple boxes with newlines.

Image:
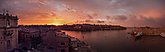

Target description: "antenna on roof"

left=2, top=9, right=9, bottom=15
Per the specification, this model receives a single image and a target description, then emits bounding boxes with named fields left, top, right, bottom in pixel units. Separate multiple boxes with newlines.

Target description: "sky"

left=0, top=0, right=165, bottom=27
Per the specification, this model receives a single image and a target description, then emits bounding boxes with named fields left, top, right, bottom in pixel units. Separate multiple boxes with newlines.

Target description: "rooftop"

left=0, top=13, right=18, bottom=20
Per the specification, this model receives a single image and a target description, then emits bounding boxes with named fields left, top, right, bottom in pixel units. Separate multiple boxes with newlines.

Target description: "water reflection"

left=62, top=29, right=165, bottom=52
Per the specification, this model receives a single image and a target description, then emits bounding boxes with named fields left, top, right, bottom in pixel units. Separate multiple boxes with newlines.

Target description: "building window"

left=6, top=19, right=10, bottom=27
left=61, top=43, right=65, bottom=45
left=26, top=35, right=28, bottom=38
left=61, top=49, right=65, bottom=52
left=32, top=35, right=34, bottom=38
left=3, top=30, right=13, bottom=36
left=7, top=40, right=11, bottom=49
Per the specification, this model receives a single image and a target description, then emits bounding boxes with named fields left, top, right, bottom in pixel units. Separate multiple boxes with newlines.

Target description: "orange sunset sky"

left=0, top=0, right=165, bottom=27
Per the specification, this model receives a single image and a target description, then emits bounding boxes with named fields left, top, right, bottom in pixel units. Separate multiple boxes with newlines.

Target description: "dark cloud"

left=117, top=15, right=165, bottom=27
left=114, top=16, right=128, bottom=21
left=85, top=20, right=95, bottom=23
left=106, top=15, right=128, bottom=21
left=138, top=16, right=165, bottom=27
left=0, top=0, right=55, bottom=19
left=97, top=20, right=105, bottom=23
left=78, top=20, right=106, bottom=24
left=87, top=15, right=94, bottom=19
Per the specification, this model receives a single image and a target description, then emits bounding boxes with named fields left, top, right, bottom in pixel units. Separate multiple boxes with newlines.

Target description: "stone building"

left=42, top=30, right=70, bottom=52
left=0, top=12, right=18, bottom=52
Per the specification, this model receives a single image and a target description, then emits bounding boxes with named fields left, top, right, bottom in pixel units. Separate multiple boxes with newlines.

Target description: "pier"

left=129, top=27, right=165, bottom=39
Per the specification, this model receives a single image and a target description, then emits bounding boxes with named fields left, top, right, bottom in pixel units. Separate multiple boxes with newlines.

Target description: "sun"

left=51, top=17, right=65, bottom=26
left=53, top=23, right=63, bottom=26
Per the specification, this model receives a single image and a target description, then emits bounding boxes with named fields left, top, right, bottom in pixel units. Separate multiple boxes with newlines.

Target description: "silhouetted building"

left=0, top=12, right=19, bottom=52
left=19, top=26, right=70, bottom=52
left=42, top=30, right=69, bottom=52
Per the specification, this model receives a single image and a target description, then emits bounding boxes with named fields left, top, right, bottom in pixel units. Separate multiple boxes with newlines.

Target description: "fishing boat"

left=129, top=31, right=143, bottom=40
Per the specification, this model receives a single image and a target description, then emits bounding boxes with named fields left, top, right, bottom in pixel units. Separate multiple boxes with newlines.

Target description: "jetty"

left=129, top=27, right=165, bottom=39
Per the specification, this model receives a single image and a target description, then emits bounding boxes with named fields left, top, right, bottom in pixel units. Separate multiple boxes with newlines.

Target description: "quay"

left=129, top=27, right=165, bottom=39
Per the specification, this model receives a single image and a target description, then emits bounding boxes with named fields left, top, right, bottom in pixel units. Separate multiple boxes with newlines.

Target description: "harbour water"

left=62, top=29, right=165, bottom=52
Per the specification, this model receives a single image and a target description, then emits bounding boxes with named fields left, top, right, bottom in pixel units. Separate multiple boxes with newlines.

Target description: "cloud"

left=77, top=19, right=106, bottom=24
left=97, top=20, right=105, bottom=23
left=0, top=0, right=164, bottom=27
left=87, top=15, right=94, bottom=19
left=85, top=20, right=95, bottom=23
left=106, top=15, right=128, bottom=21
left=0, top=0, right=57, bottom=20
left=115, top=15, right=165, bottom=27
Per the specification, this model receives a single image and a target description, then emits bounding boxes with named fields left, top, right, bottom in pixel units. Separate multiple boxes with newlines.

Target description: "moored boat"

left=160, top=32, right=165, bottom=38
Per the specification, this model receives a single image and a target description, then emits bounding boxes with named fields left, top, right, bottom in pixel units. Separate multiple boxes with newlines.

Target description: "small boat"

left=135, top=32, right=142, bottom=37
left=129, top=32, right=143, bottom=40
left=160, top=32, right=165, bottom=38
left=129, top=32, right=138, bottom=35
left=134, top=32, right=143, bottom=40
